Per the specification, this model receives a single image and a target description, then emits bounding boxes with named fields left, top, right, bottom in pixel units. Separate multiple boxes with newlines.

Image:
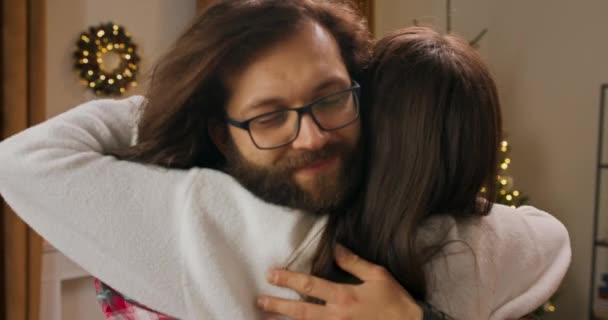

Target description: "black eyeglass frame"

left=226, top=80, right=361, bottom=150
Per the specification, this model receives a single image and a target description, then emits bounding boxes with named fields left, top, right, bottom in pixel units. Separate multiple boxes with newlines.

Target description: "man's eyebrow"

left=240, top=76, right=351, bottom=118
left=241, top=97, right=287, bottom=118
left=311, top=76, right=351, bottom=96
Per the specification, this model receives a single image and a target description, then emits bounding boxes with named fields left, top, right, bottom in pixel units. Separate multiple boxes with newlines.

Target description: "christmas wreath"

left=74, top=22, right=140, bottom=96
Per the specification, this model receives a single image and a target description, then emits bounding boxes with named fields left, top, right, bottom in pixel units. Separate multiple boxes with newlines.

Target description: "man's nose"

left=291, top=114, right=329, bottom=150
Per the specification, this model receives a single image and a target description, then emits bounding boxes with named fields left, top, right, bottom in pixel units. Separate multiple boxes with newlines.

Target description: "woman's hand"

left=257, top=244, right=423, bottom=320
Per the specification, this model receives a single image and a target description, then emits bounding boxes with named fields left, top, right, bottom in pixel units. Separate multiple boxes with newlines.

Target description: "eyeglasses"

left=227, top=81, right=361, bottom=150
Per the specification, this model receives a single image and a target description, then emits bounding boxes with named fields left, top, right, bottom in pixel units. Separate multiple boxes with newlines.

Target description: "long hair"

left=112, top=0, right=371, bottom=168
left=310, top=27, right=503, bottom=301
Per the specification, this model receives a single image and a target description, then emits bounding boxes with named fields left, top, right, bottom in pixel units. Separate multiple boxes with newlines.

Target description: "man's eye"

left=317, top=93, right=349, bottom=108
left=253, top=112, right=289, bottom=127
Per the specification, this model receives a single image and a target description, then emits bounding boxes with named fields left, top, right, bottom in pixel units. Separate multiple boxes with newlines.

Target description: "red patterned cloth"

left=94, top=278, right=177, bottom=320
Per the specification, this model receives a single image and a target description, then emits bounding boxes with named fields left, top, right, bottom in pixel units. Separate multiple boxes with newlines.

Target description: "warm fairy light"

left=513, top=191, right=520, bottom=197
left=506, top=195, right=513, bottom=201
left=505, top=158, right=511, bottom=164
left=500, top=189, right=507, bottom=195
left=480, top=187, right=487, bottom=193
left=75, top=22, right=139, bottom=96
left=500, top=179, right=507, bottom=185
left=543, top=302, right=556, bottom=313
left=501, top=163, right=508, bottom=170
left=501, top=141, right=508, bottom=147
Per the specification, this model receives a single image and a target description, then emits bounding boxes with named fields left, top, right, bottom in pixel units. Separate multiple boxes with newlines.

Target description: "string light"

left=74, top=22, right=140, bottom=96
left=487, top=139, right=528, bottom=208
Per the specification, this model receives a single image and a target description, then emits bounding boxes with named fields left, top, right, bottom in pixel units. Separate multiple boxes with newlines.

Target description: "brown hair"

left=311, top=27, right=503, bottom=301
left=113, top=0, right=371, bottom=168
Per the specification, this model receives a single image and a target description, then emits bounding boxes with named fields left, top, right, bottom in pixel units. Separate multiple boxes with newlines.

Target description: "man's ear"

left=208, top=120, right=230, bottom=157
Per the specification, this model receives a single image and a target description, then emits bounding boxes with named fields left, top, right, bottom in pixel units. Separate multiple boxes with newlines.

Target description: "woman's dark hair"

left=113, top=0, right=371, bottom=168
left=310, top=27, right=503, bottom=301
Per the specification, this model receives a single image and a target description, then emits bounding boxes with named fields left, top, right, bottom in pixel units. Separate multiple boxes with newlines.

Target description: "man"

left=0, top=0, right=429, bottom=319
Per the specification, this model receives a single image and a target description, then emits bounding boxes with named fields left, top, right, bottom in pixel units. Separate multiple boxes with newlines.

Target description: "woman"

left=0, top=4, right=568, bottom=320
left=256, top=27, right=572, bottom=320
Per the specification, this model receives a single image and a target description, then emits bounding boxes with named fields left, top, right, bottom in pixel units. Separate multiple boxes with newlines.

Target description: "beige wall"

left=46, top=0, right=197, bottom=118
left=376, top=1, right=608, bottom=319
left=44, top=1, right=196, bottom=318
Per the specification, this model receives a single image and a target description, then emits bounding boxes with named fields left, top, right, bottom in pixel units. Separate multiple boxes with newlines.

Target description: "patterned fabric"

left=93, top=277, right=536, bottom=320
left=94, top=278, right=177, bottom=320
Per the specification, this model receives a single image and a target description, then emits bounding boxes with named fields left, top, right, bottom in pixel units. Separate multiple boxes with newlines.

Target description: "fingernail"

left=257, top=296, right=267, bottom=309
left=267, top=270, right=278, bottom=284
left=335, top=243, right=348, bottom=258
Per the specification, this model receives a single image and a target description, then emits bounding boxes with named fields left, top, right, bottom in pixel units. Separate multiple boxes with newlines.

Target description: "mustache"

left=277, top=143, right=346, bottom=171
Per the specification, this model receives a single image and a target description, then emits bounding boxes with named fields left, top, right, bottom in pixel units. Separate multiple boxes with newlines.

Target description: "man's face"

left=221, top=21, right=362, bottom=213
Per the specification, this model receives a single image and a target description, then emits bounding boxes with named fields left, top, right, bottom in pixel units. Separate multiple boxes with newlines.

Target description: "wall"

left=43, top=1, right=196, bottom=318
left=375, top=1, right=608, bottom=319
left=46, top=0, right=197, bottom=117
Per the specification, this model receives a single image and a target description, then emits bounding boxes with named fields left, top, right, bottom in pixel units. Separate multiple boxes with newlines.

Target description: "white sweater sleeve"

left=0, top=96, right=192, bottom=318
left=426, top=204, right=571, bottom=320
left=488, top=205, right=571, bottom=320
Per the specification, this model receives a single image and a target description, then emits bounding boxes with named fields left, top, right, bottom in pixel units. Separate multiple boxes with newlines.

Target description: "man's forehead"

left=239, top=75, right=351, bottom=115
left=225, top=21, right=351, bottom=116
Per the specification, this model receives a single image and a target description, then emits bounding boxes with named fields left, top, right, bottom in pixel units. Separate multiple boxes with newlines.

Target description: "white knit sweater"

left=0, top=96, right=571, bottom=320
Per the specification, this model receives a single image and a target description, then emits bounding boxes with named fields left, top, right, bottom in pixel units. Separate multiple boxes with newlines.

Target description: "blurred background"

left=1, top=0, right=606, bottom=319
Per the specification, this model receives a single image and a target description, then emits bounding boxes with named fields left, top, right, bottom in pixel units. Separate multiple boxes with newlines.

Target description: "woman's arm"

left=0, top=96, right=192, bottom=318
left=424, top=204, right=570, bottom=320
left=488, top=205, right=571, bottom=320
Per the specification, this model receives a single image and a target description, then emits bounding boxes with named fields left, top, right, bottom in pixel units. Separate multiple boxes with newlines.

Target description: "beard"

left=223, top=140, right=363, bottom=214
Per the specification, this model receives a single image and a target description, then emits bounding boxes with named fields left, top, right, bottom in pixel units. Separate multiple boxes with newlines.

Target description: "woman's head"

left=363, top=26, right=501, bottom=228
left=312, top=27, right=502, bottom=300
